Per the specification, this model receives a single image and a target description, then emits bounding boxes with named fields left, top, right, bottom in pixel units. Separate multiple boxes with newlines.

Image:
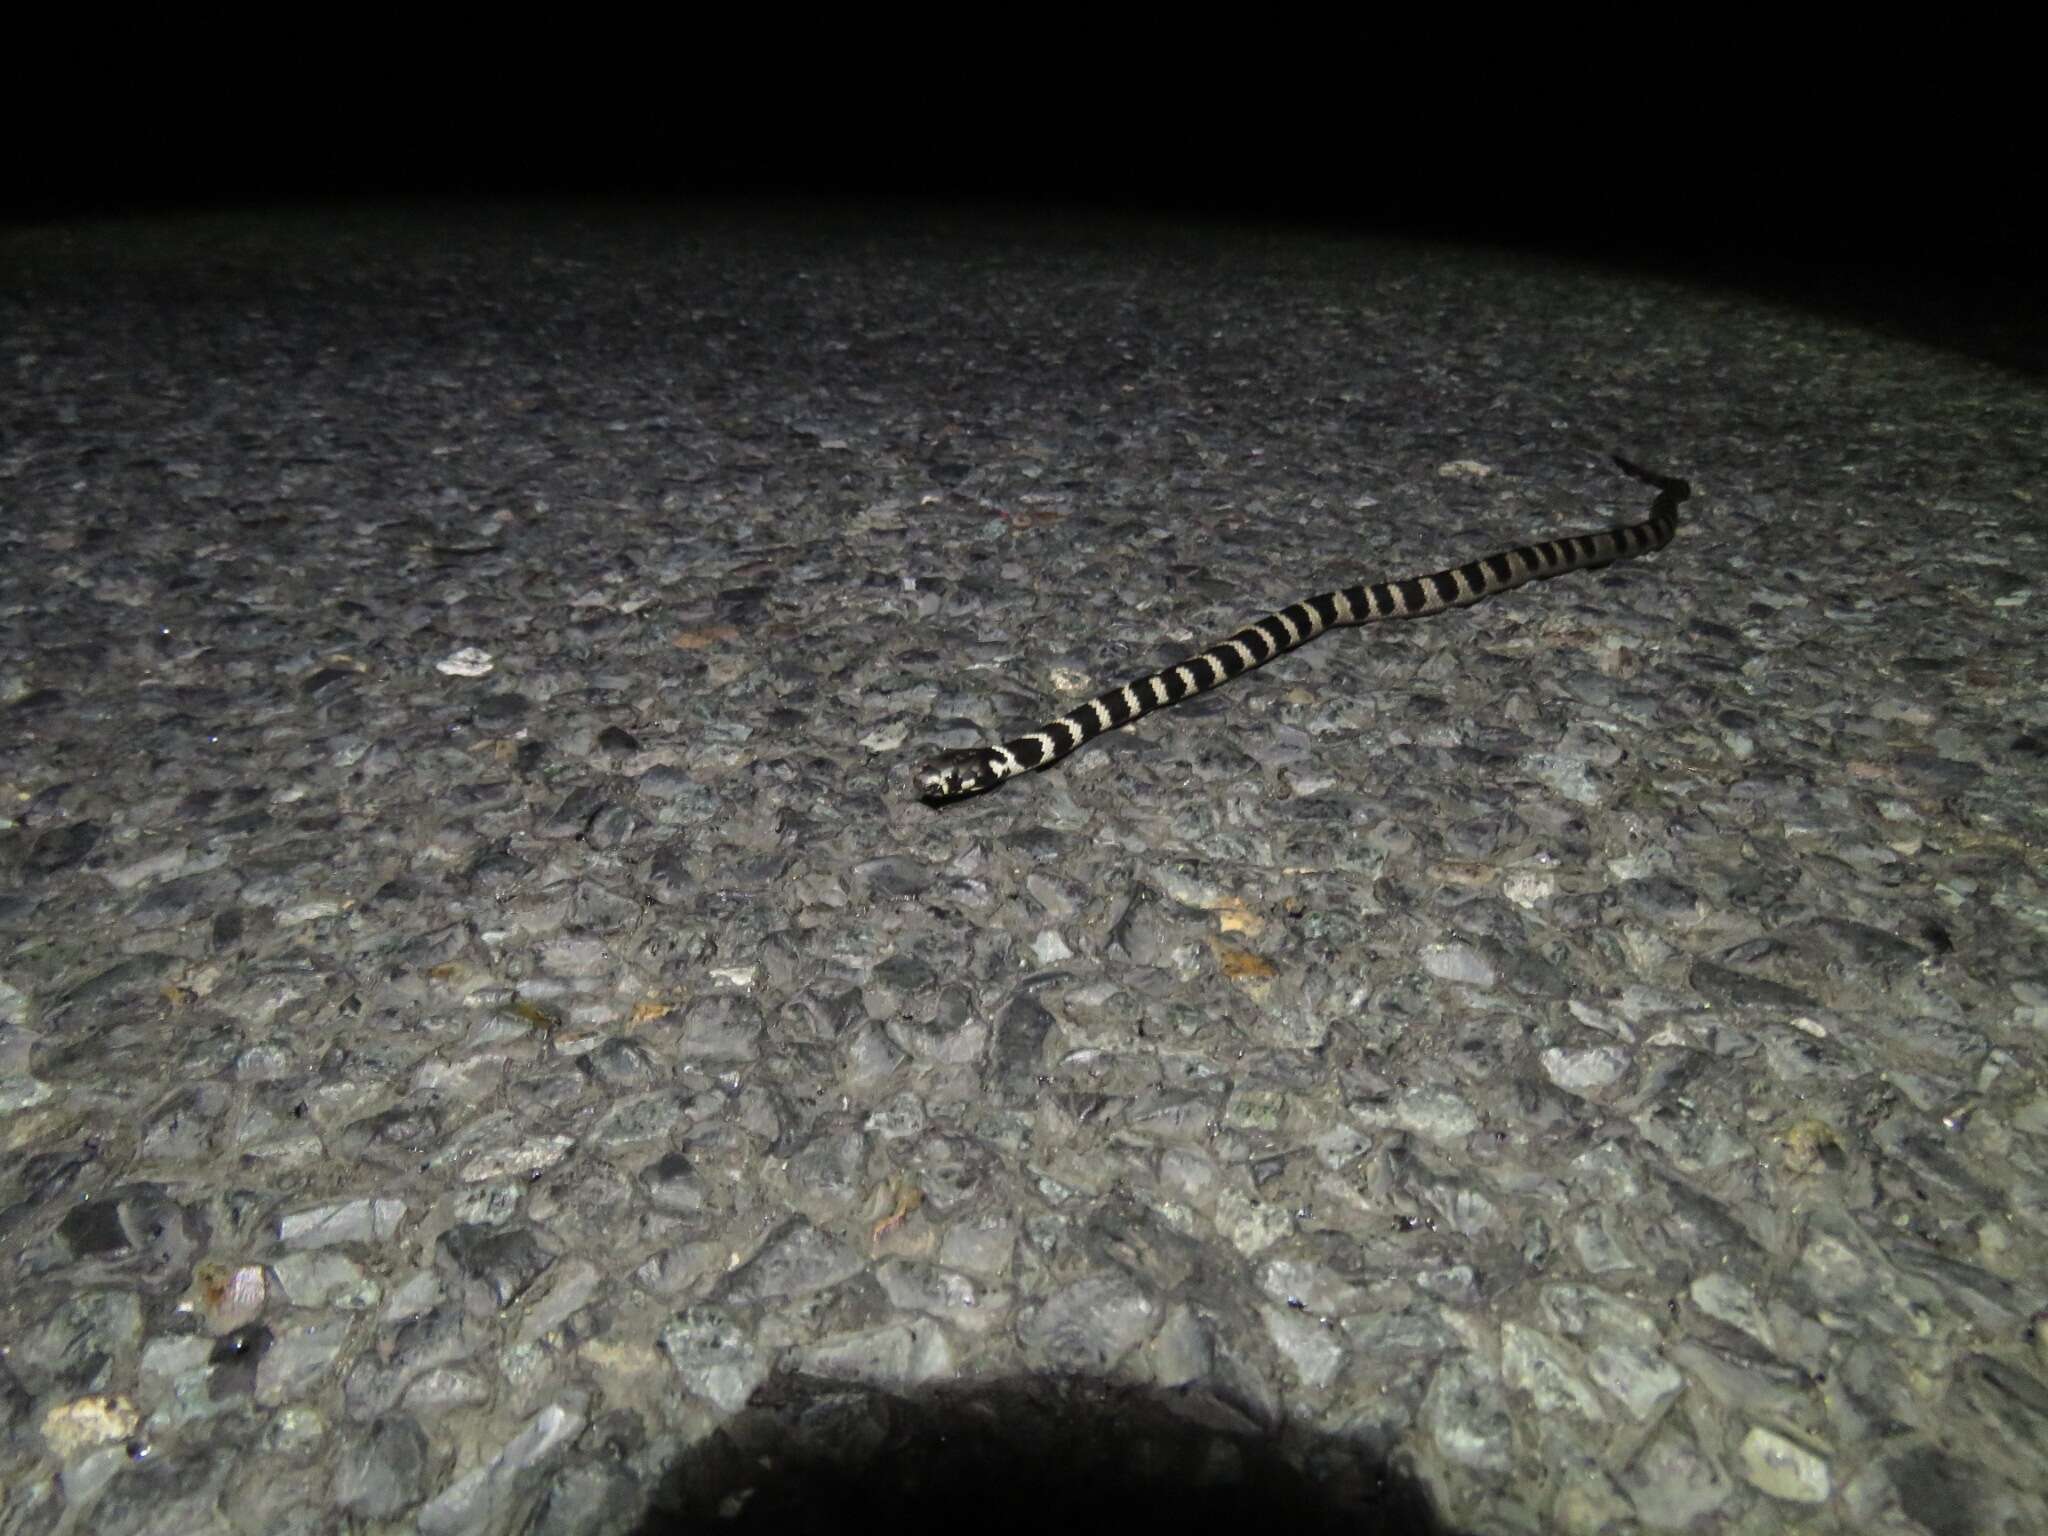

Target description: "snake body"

left=917, top=454, right=1689, bottom=805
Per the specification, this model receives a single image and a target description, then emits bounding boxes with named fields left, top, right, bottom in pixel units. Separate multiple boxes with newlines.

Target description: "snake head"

left=916, top=748, right=1005, bottom=804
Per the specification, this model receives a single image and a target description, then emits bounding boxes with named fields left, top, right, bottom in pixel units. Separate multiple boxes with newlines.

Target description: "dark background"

left=7, top=102, right=2040, bottom=378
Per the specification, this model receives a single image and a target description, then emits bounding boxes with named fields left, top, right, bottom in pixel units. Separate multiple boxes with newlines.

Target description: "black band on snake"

left=917, top=454, right=1690, bottom=805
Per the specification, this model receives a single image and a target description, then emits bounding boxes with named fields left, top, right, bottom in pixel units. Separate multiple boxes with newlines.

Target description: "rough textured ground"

left=2, top=205, right=2045, bottom=1535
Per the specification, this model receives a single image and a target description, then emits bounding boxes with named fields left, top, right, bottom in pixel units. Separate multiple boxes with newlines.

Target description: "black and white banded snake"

left=916, top=454, right=1690, bottom=805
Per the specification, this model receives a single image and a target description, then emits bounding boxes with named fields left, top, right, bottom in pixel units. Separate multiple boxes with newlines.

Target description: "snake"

left=916, top=454, right=1690, bottom=804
